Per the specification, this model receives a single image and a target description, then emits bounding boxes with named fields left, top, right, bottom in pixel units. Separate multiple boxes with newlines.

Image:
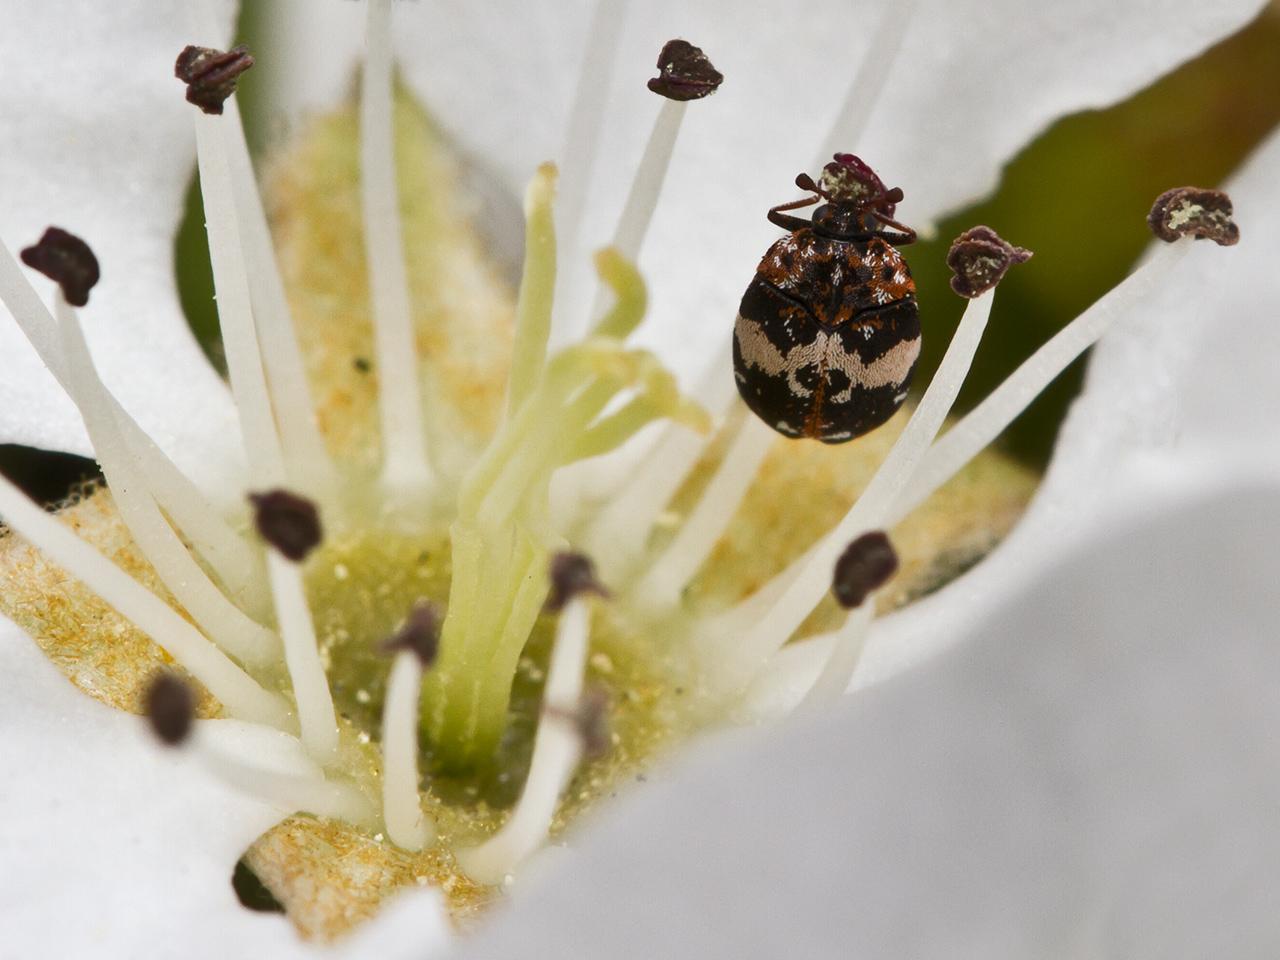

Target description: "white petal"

left=0, top=616, right=316, bottom=958
left=387, top=0, right=1265, bottom=377
left=0, top=0, right=245, bottom=483
left=858, top=119, right=1280, bottom=689
left=459, top=483, right=1280, bottom=958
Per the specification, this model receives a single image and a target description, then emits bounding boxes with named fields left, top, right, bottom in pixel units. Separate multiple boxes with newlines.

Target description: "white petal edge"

left=458, top=480, right=1280, bottom=959
left=0, top=0, right=246, bottom=490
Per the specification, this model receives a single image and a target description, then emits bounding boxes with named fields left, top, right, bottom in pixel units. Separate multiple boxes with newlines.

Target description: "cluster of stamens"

left=0, top=0, right=1241, bottom=923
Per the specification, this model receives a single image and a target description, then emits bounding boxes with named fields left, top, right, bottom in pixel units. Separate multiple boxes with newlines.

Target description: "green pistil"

left=423, top=182, right=708, bottom=770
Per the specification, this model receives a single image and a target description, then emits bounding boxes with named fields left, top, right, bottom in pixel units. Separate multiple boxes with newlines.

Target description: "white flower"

left=0, top=1, right=1271, bottom=958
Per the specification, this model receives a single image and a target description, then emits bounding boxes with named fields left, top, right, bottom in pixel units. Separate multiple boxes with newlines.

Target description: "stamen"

left=587, top=39, right=718, bottom=334
left=145, top=671, right=195, bottom=747
left=796, top=532, right=899, bottom=709
left=379, top=602, right=441, bottom=851
left=457, top=558, right=599, bottom=883
left=381, top=599, right=441, bottom=666
left=545, top=552, right=609, bottom=612
left=947, top=225, right=1033, bottom=299
left=175, top=44, right=254, bottom=115
left=646, top=39, right=724, bottom=101
left=1148, top=186, right=1240, bottom=246
left=831, top=531, right=898, bottom=609
left=249, top=489, right=322, bottom=563
left=0, top=470, right=286, bottom=726
left=608, top=38, right=722, bottom=261
left=704, top=277, right=1002, bottom=693
left=890, top=238, right=1194, bottom=524
left=55, top=296, right=279, bottom=666
left=19, top=227, right=99, bottom=307
left=506, top=164, right=559, bottom=418
left=251, top=491, right=338, bottom=764
left=186, top=55, right=288, bottom=485
left=0, top=235, right=264, bottom=608
left=361, top=0, right=433, bottom=494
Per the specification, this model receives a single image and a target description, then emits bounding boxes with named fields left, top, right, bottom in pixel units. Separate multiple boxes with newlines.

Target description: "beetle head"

left=817, top=153, right=901, bottom=218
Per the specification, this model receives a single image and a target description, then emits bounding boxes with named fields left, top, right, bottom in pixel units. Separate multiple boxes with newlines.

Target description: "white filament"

left=55, top=298, right=280, bottom=666
left=890, top=241, right=1192, bottom=523
left=0, top=470, right=286, bottom=727
left=221, top=94, right=337, bottom=497
left=816, top=0, right=920, bottom=167
left=704, top=290, right=996, bottom=693
left=198, top=744, right=375, bottom=827
left=194, top=109, right=287, bottom=486
left=457, top=598, right=592, bottom=884
left=632, top=413, right=774, bottom=610
left=552, top=0, right=629, bottom=343
left=381, top=651, right=434, bottom=850
left=611, top=99, right=687, bottom=263
left=797, top=601, right=874, bottom=710
left=361, top=0, right=433, bottom=494
left=266, top=551, right=339, bottom=765
left=580, top=352, right=738, bottom=575
left=0, top=238, right=264, bottom=609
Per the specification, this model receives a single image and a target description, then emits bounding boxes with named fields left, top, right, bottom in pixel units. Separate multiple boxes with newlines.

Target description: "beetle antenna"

left=795, top=172, right=832, bottom=201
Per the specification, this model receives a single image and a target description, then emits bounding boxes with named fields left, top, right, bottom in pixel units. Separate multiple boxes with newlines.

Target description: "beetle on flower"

left=0, top=1, right=1275, bottom=958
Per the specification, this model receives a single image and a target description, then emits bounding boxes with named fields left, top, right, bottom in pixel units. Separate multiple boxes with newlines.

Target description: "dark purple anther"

left=647, top=39, right=723, bottom=101
left=946, top=225, right=1033, bottom=299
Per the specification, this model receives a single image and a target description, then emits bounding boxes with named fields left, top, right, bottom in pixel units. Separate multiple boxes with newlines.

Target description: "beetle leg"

left=767, top=194, right=820, bottom=231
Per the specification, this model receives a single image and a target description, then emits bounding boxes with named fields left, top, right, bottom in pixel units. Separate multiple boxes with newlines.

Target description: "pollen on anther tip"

left=381, top=600, right=442, bottom=667
left=175, top=44, right=255, bottom=115
left=1148, top=186, right=1239, bottom=246
left=20, top=227, right=100, bottom=307
left=544, top=552, right=609, bottom=613
left=647, top=39, right=723, bottom=101
left=832, top=531, right=898, bottom=609
left=248, top=489, right=322, bottom=562
left=145, top=672, right=194, bottom=747
left=946, top=225, right=1033, bottom=299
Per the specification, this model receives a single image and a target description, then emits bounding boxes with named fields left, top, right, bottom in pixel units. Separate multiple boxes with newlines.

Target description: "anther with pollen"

left=380, top=600, right=442, bottom=667
left=1148, top=187, right=1240, bottom=246
left=145, top=671, right=195, bottom=747
left=544, top=551, right=610, bottom=612
left=249, top=489, right=322, bottom=562
left=647, top=39, right=724, bottom=101
left=20, top=227, right=100, bottom=307
left=946, top=225, right=1033, bottom=299
left=832, top=531, right=899, bottom=609
left=175, top=44, right=255, bottom=115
